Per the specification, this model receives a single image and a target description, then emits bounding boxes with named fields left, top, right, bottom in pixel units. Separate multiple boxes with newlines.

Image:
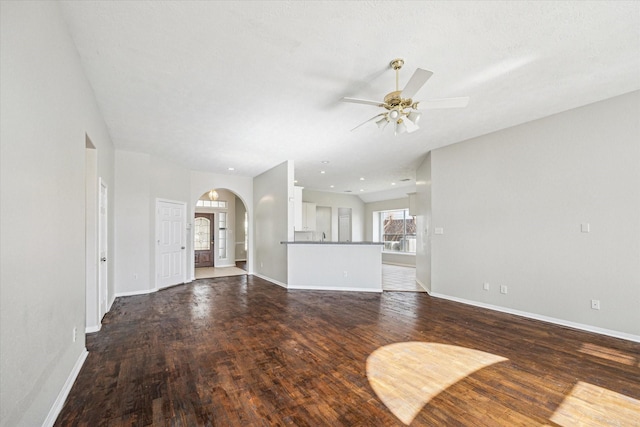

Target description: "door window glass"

left=194, top=217, right=211, bottom=251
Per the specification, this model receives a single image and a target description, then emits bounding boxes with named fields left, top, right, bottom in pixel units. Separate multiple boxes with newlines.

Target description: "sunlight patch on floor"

left=550, top=381, right=640, bottom=427
left=366, top=342, right=507, bottom=425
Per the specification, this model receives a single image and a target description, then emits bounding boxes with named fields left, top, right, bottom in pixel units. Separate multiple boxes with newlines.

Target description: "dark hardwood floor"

left=55, top=275, right=640, bottom=426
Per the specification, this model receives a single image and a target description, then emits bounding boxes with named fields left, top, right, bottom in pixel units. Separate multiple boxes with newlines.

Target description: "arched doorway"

left=193, top=188, right=249, bottom=279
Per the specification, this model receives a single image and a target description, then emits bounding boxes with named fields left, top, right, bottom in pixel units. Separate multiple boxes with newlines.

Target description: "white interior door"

left=157, top=200, right=186, bottom=289
left=339, top=214, right=351, bottom=242
left=98, top=178, right=108, bottom=319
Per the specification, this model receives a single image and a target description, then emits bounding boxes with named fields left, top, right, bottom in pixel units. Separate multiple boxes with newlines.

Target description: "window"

left=379, top=209, right=416, bottom=253
left=218, top=212, right=227, bottom=259
left=196, top=200, right=227, bottom=208
left=244, top=212, right=248, bottom=252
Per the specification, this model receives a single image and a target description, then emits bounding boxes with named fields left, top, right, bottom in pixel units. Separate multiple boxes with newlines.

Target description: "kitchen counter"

left=284, top=241, right=382, bottom=292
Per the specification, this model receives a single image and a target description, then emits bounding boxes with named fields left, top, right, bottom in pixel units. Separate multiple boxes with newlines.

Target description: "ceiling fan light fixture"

left=376, top=116, right=389, bottom=128
left=407, top=110, right=421, bottom=125
left=395, top=119, right=407, bottom=135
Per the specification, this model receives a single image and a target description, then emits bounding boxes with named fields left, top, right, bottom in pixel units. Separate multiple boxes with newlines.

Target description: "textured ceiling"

left=58, top=1, right=640, bottom=202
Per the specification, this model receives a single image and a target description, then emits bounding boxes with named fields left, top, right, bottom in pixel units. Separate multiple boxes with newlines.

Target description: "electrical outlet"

left=591, top=299, right=600, bottom=310
left=500, top=285, right=508, bottom=294
left=483, top=283, right=490, bottom=291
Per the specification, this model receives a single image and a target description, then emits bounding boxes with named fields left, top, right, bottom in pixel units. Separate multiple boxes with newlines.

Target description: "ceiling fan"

left=342, top=58, right=469, bottom=135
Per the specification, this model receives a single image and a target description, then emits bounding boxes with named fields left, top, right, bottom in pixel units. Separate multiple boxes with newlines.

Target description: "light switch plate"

left=434, top=227, right=444, bottom=235
left=581, top=223, right=590, bottom=233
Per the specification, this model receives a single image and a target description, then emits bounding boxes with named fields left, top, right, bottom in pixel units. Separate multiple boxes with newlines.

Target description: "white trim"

left=431, top=293, right=640, bottom=343
left=214, top=263, right=236, bottom=268
left=416, top=279, right=431, bottom=295
left=381, top=251, right=416, bottom=256
left=108, top=294, right=115, bottom=312
left=85, top=325, right=101, bottom=334
left=382, top=261, right=416, bottom=267
left=288, top=285, right=382, bottom=293
left=252, top=273, right=288, bottom=289
left=416, top=278, right=429, bottom=293
left=115, top=288, right=158, bottom=298
left=42, top=349, right=88, bottom=427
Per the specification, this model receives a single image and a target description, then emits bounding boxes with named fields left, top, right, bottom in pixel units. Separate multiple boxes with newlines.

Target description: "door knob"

left=181, top=246, right=185, bottom=249
left=100, top=257, right=107, bottom=262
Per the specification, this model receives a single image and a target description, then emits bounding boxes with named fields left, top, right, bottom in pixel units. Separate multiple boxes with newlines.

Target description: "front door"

left=194, top=213, right=214, bottom=268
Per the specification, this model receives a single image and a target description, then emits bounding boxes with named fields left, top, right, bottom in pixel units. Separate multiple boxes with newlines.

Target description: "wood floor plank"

left=55, top=275, right=640, bottom=426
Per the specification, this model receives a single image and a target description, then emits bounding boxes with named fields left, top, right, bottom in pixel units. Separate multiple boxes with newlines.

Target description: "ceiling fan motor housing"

left=384, top=91, right=413, bottom=110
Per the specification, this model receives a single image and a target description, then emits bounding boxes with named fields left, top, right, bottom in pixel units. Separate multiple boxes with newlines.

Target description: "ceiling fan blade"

left=351, top=113, right=386, bottom=132
left=418, top=97, right=470, bottom=109
left=401, top=68, right=433, bottom=99
left=342, top=97, right=385, bottom=107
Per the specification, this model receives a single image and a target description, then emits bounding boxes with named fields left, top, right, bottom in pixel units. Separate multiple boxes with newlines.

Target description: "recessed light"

left=321, top=160, right=330, bottom=164
left=294, top=180, right=298, bottom=183
left=391, top=182, right=396, bottom=186
left=360, top=177, right=365, bottom=181
left=320, top=170, right=326, bottom=174
left=228, top=167, right=235, bottom=171
left=360, top=189, right=364, bottom=192
left=330, top=185, right=334, bottom=188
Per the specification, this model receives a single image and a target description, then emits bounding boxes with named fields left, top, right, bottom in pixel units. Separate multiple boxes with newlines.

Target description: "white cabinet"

left=294, top=186, right=304, bottom=231
left=294, top=186, right=316, bottom=231
left=302, top=202, right=316, bottom=231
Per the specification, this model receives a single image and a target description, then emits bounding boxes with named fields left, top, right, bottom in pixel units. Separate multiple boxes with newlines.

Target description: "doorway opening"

left=194, top=188, right=249, bottom=280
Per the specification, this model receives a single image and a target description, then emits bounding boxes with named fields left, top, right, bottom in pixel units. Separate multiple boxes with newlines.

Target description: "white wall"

left=253, top=161, right=294, bottom=286
left=113, top=151, right=191, bottom=295
left=114, top=151, right=151, bottom=294
left=365, top=197, right=416, bottom=266
left=235, top=196, right=248, bottom=260
left=301, top=190, right=365, bottom=242
left=0, top=2, right=115, bottom=425
left=415, top=153, right=432, bottom=292
left=149, top=155, right=191, bottom=285
left=430, top=91, right=640, bottom=339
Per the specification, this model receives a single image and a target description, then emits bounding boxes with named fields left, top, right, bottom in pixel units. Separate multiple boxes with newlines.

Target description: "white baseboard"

left=382, top=261, right=416, bottom=268
left=42, top=348, right=88, bottom=427
left=430, top=292, right=640, bottom=343
left=85, top=324, right=101, bottom=334
left=415, top=278, right=430, bottom=293
left=114, top=288, right=158, bottom=298
left=252, top=273, right=287, bottom=289
left=288, top=285, right=382, bottom=293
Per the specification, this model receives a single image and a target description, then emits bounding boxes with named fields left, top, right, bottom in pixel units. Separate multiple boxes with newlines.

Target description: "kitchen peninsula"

left=282, top=241, right=383, bottom=292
